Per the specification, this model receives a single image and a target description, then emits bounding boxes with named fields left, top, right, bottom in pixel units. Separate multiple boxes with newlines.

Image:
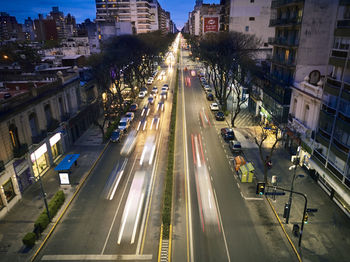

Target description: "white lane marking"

left=236, top=183, right=240, bottom=189
left=212, top=188, right=231, bottom=262
left=42, top=254, right=153, bottom=260
left=109, top=159, right=128, bottom=200
left=240, top=192, right=244, bottom=199
left=101, top=157, right=137, bottom=254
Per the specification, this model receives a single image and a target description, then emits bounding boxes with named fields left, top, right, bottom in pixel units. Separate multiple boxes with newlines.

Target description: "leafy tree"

left=254, top=127, right=283, bottom=184
left=188, top=32, right=260, bottom=127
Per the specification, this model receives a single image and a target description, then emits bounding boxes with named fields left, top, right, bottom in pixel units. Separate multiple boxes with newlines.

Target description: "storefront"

left=49, top=133, right=62, bottom=162
left=2, top=178, right=16, bottom=204
left=285, top=127, right=301, bottom=155
left=30, top=143, right=49, bottom=178
left=13, top=158, right=32, bottom=193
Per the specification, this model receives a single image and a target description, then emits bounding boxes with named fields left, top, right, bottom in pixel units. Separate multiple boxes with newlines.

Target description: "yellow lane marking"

left=266, top=198, right=302, bottom=262
left=157, top=224, right=163, bottom=262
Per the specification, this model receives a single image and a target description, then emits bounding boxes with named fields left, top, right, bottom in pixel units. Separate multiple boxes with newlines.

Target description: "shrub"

left=22, top=232, right=36, bottom=247
left=34, top=213, right=50, bottom=233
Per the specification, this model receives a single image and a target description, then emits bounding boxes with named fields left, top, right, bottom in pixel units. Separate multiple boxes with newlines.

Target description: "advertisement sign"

left=59, top=172, right=70, bottom=185
left=203, top=16, right=219, bottom=33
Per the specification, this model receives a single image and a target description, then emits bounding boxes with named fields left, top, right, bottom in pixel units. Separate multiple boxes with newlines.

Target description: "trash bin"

left=292, top=224, right=300, bottom=237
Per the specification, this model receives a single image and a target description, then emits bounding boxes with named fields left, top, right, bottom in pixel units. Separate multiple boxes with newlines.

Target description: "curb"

left=266, top=197, right=302, bottom=262
left=30, top=141, right=110, bottom=262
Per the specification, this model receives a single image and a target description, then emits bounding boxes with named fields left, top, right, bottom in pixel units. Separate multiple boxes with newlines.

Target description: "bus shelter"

left=54, top=154, right=80, bottom=185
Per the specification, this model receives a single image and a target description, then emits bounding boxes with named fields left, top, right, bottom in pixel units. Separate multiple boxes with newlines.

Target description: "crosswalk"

left=232, top=108, right=257, bottom=127
left=160, top=240, right=169, bottom=262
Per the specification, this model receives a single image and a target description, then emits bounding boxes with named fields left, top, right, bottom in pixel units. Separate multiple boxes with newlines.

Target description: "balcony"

left=269, top=16, right=302, bottom=27
left=13, top=143, right=28, bottom=158
left=271, top=0, right=304, bottom=9
left=272, top=55, right=296, bottom=67
left=60, top=113, right=70, bottom=122
left=32, top=130, right=47, bottom=144
left=47, top=119, right=60, bottom=133
left=268, top=37, right=299, bottom=47
left=337, top=20, right=350, bottom=28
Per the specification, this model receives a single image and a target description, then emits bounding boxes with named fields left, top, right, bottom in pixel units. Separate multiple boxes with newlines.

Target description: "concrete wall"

left=229, top=0, right=274, bottom=44
left=295, top=0, right=338, bottom=83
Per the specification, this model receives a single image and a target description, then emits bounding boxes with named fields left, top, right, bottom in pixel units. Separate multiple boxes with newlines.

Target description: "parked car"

left=204, top=85, right=212, bottom=93
left=162, top=84, right=169, bottom=90
left=215, top=111, right=225, bottom=121
left=221, top=128, right=235, bottom=141
left=129, top=103, right=138, bottom=112
left=207, top=93, right=214, bottom=101
left=118, top=117, right=130, bottom=133
left=139, top=91, right=146, bottom=98
left=124, top=112, right=135, bottom=122
left=229, top=140, right=242, bottom=152
left=147, top=77, right=154, bottom=85
left=110, top=129, right=121, bottom=142
left=140, top=87, right=148, bottom=94
left=210, top=103, right=219, bottom=111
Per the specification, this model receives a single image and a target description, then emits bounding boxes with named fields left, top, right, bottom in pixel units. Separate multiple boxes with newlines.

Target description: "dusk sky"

left=1, top=0, right=220, bottom=29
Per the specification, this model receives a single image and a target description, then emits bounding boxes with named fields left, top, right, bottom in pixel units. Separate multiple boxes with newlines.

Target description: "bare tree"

left=254, top=126, right=283, bottom=184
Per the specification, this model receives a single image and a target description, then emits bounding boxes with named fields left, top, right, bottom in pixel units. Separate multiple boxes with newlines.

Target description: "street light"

left=31, top=154, right=51, bottom=222
left=285, top=150, right=301, bottom=224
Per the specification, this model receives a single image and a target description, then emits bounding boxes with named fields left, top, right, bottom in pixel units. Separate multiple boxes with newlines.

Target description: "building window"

left=9, top=123, right=20, bottom=148
left=249, top=17, right=255, bottom=21
left=245, top=26, right=249, bottom=32
left=3, top=179, right=16, bottom=203
left=250, top=0, right=254, bottom=2
left=263, top=43, right=268, bottom=47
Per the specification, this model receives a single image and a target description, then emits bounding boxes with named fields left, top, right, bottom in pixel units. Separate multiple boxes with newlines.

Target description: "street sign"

left=265, top=192, right=286, bottom=196
left=306, top=208, right=318, bottom=213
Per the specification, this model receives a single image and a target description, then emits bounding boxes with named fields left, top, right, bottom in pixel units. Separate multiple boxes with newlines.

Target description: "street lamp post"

left=286, top=155, right=300, bottom=224
left=32, top=155, right=51, bottom=222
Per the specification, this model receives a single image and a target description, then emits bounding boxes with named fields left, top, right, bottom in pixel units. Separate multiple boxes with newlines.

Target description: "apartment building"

left=309, top=0, right=350, bottom=216
left=251, top=0, right=337, bottom=128
left=0, top=12, right=25, bottom=41
left=0, top=69, right=98, bottom=219
left=95, top=0, right=163, bottom=34
left=188, top=3, right=221, bottom=36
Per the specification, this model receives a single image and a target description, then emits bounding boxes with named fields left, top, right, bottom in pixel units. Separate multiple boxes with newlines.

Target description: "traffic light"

left=303, top=212, right=309, bottom=224
left=256, top=182, right=266, bottom=195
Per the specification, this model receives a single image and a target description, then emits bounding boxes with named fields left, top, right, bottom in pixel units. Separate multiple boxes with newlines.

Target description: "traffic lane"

left=35, top=141, right=138, bottom=258
left=184, top=62, right=268, bottom=261
left=183, top=70, right=229, bottom=261
left=140, top=66, right=176, bottom=256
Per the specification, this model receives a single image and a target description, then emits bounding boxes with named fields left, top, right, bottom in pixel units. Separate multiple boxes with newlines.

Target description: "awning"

left=54, top=154, right=80, bottom=171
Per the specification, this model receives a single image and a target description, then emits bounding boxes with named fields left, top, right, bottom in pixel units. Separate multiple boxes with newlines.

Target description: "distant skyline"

left=0, top=0, right=220, bottom=29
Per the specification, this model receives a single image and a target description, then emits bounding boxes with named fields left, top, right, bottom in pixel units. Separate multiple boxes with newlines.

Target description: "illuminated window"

left=285, top=50, right=290, bottom=61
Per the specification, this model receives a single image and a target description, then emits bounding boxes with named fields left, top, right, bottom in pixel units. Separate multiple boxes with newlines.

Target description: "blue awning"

left=54, top=154, right=80, bottom=171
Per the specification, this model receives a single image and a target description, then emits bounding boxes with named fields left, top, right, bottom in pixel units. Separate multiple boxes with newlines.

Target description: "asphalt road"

left=34, top=63, right=177, bottom=261
left=172, top=40, right=296, bottom=262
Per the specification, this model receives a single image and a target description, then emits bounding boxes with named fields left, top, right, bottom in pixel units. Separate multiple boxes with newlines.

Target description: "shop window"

left=3, top=179, right=16, bottom=203
left=245, top=26, right=249, bottom=32
left=249, top=17, right=255, bottom=21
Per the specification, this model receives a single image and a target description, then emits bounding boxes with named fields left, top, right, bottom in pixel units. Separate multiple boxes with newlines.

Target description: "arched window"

left=44, top=104, right=52, bottom=124
left=28, top=112, right=39, bottom=137
left=9, top=123, right=20, bottom=148
left=304, top=104, right=310, bottom=125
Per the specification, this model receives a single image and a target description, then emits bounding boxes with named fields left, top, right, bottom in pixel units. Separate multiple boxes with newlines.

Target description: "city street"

left=33, top=63, right=177, bottom=261
left=171, top=42, right=296, bottom=262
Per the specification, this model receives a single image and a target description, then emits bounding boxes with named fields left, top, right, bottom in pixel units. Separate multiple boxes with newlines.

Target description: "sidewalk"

left=0, top=125, right=106, bottom=262
left=235, top=126, right=350, bottom=262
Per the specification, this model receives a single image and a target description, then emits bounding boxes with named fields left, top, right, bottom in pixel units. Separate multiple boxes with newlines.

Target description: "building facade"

left=0, top=70, right=98, bottom=219
left=309, top=0, right=350, bottom=217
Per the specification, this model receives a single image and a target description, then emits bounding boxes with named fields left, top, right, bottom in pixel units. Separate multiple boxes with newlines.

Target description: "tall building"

left=0, top=12, right=24, bottom=41
left=309, top=0, right=350, bottom=216
left=95, top=0, right=164, bottom=34
left=229, top=0, right=274, bottom=59
left=23, top=17, right=35, bottom=41
left=251, top=0, right=338, bottom=126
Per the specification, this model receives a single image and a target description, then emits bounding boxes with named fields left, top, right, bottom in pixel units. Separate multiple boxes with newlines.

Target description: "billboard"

left=203, top=16, right=219, bottom=33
